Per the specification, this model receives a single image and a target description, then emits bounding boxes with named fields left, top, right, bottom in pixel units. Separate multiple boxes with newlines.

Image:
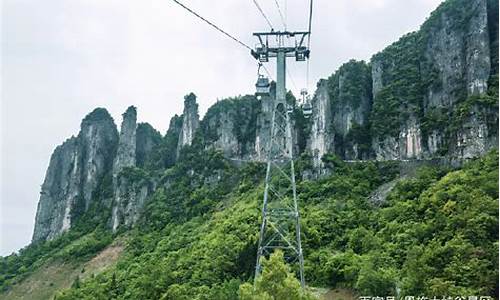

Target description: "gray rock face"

left=200, top=96, right=260, bottom=159
left=111, top=106, right=138, bottom=231
left=421, top=0, right=495, bottom=159
left=78, top=109, right=119, bottom=210
left=255, top=86, right=276, bottom=161
left=424, top=0, right=490, bottom=103
left=370, top=0, right=496, bottom=160
left=308, top=80, right=334, bottom=171
left=453, top=105, right=498, bottom=159
left=33, top=108, right=118, bottom=242
left=33, top=137, right=79, bottom=242
left=112, top=106, right=137, bottom=176
left=177, top=93, right=200, bottom=154
left=111, top=171, right=154, bottom=231
left=330, top=61, right=372, bottom=160
left=307, top=60, right=372, bottom=170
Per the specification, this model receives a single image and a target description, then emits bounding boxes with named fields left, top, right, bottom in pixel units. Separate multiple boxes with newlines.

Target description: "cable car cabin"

left=302, top=101, right=312, bottom=118
left=295, top=47, right=310, bottom=62
left=255, top=75, right=270, bottom=96
left=287, top=105, right=294, bottom=114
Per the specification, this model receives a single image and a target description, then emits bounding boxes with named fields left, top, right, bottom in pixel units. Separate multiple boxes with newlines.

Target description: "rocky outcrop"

left=307, top=60, right=372, bottom=170
left=111, top=107, right=138, bottom=231
left=33, top=137, right=79, bottom=242
left=33, top=109, right=118, bottom=242
left=110, top=111, right=163, bottom=231
left=369, top=0, right=496, bottom=161
left=255, top=92, right=274, bottom=160
left=453, top=105, right=498, bottom=159
left=330, top=61, right=372, bottom=160
left=177, top=93, right=199, bottom=155
left=111, top=169, right=154, bottom=231
left=308, top=80, right=334, bottom=171
left=112, top=106, right=137, bottom=176
left=200, top=96, right=261, bottom=159
left=135, top=123, right=162, bottom=168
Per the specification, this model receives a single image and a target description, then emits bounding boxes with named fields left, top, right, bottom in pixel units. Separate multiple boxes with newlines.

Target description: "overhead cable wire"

left=252, top=0, right=274, bottom=30
left=171, top=0, right=274, bottom=81
left=306, top=0, right=314, bottom=88
left=171, top=0, right=252, bottom=51
left=262, top=64, right=274, bottom=80
left=286, top=68, right=298, bottom=91
left=284, top=0, right=287, bottom=30
left=273, top=0, right=287, bottom=30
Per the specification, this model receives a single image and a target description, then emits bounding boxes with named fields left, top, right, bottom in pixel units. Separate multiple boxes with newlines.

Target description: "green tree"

left=239, top=251, right=317, bottom=300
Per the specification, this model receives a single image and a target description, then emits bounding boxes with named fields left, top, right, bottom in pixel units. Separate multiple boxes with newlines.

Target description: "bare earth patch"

left=0, top=239, right=125, bottom=300
left=311, top=287, right=357, bottom=300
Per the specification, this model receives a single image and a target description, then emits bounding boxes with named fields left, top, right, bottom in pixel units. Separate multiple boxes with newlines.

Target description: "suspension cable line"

left=171, top=0, right=252, bottom=51
left=252, top=0, right=274, bottom=31
left=272, top=0, right=287, bottom=30
left=261, top=64, right=273, bottom=80
left=287, top=68, right=298, bottom=91
left=306, top=0, right=314, bottom=89
left=171, top=0, right=274, bottom=81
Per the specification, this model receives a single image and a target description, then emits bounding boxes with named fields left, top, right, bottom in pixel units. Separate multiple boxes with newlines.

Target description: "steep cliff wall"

left=33, top=109, right=118, bottom=242
left=135, top=123, right=162, bottom=168
left=112, top=107, right=137, bottom=176
left=111, top=107, right=137, bottom=231
left=329, top=60, right=372, bottom=160
left=307, top=0, right=497, bottom=163
left=198, top=96, right=261, bottom=159
left=177, top=93, right=199, bottom=155
left=308, top=80, right=334, bottom=171
left=370, top=0, right=497, bottom=160
left=111, top=110, right=162, bottom=231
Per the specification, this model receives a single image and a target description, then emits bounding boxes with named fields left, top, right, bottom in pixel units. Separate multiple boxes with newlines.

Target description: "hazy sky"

left=0, top=0, right=443, bottom=255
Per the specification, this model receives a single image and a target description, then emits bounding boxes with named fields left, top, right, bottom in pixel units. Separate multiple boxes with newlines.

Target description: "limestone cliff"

left=112, top=106, right=137, bottom=176
left=308, top=80, right=334, bottom=171
left=177, top=93, right=199, bottom=155
left=32, top=0, right=498, bottom=242
left=111, top=110, right=161, bottom=231
left=135, top=123, right=163, bottom=168
left=308, top=0, right=498, bottom=164
left=199, top=96, right=261, bottom=159
left=370, top=0, right=497, bottom=160
left=111, top=106, right=137, bottom=231
left=33, top=109, right=118, bottom=242
left=307, top=60, right=372, bottom=173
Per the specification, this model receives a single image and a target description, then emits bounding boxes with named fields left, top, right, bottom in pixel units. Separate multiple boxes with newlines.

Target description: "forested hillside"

left=1, top=149, right=498, bottom=299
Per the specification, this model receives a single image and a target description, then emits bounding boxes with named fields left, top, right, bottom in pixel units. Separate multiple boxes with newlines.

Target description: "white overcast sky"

left=0, top=0, right=443, bottom=255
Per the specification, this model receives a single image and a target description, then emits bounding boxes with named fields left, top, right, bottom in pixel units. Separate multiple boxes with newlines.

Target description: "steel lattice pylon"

left=252, top=31, right=309, bottom=289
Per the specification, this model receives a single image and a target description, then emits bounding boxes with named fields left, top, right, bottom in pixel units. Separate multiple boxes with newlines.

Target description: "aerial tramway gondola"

left=255, top=63, right=271, bottom=97
left=300, top=88, right=312, bottom=117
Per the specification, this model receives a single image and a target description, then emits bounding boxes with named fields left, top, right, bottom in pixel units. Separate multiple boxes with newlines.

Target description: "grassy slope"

left=0, top=239, right=124, bottom=300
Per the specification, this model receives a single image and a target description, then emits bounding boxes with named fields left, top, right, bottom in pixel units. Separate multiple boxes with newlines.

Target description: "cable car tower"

left=251, top=31, right=310, bottom=288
